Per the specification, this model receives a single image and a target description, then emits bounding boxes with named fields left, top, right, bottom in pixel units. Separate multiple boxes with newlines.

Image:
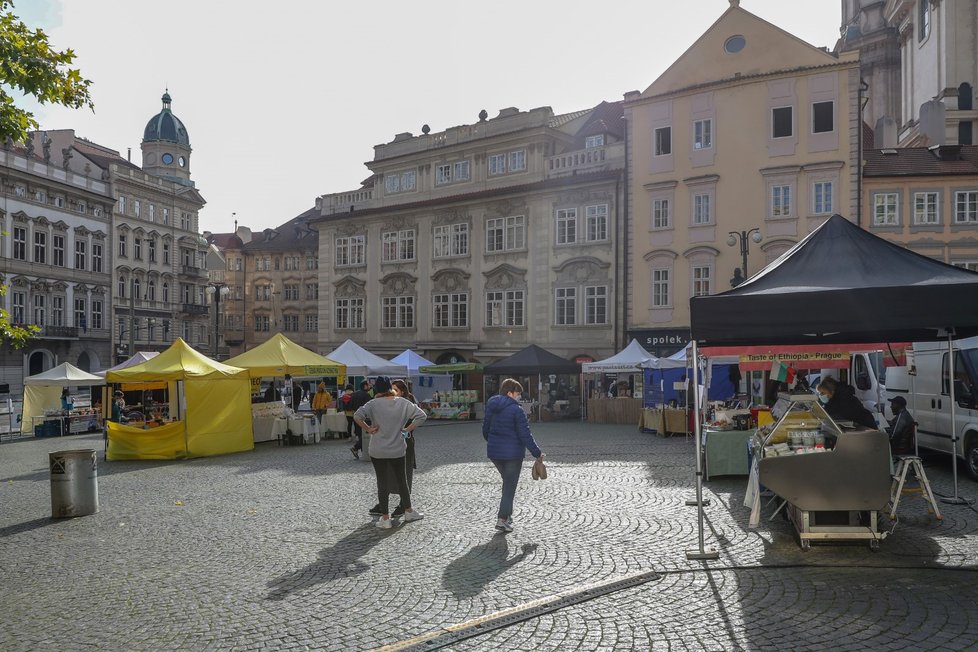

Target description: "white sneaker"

left=495, top=518, right=513, bottom=533
left=375, top=515, right=393, bottom=529
left=403, top=509, right=424, bottom=523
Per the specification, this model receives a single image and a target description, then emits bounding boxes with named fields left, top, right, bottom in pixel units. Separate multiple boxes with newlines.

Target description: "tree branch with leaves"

left=0, top=0, right=94, bottom=144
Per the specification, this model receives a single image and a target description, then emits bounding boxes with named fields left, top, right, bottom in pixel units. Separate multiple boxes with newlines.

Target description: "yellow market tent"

left=105, top=338, right=254, bottom=460
left=225, top=332, right=346, bottom=379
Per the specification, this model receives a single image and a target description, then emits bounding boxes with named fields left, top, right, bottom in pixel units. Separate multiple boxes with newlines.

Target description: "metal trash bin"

left=49, top=449, right=99, bottom=518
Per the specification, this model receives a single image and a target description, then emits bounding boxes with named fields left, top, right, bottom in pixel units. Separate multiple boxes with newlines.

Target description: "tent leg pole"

left=940, top=330, right=973, bottom=505
left=686, top=340, right=718, bottom=560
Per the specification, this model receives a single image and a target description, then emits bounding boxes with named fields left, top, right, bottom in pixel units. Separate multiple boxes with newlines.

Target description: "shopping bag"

left=531, top=457, right=548, bottom=480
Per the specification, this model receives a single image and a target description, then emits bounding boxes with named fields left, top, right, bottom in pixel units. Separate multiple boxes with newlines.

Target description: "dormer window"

left=585, top=135, right=605, bottom=149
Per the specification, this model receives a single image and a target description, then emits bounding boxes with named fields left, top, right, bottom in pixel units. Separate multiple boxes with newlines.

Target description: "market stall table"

left=639, top=407, right=688, bottom=436
left=587, top=398, right=643, bottom=425
left=273, top=415, right=319, bottom=445
left=703, top=427, right=754, bottom=480
left=321, top=411, right=348, bottom=439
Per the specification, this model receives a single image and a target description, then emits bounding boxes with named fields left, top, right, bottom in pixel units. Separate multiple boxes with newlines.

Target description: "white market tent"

left=323, top=339, right=408, bottom=377
left=389, top=349, right=452, bottom=401
left=94, top=351, right=160, bottom=378
left=22, top=362, right=105, bottom=434
left=584, top=339, right=685, bottom=373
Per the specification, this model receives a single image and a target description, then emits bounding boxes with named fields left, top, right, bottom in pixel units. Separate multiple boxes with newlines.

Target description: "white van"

left=884, top=337, right=978, bottom=480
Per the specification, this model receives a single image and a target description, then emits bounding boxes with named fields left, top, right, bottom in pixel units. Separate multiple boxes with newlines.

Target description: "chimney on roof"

left=127, top=147, right=131, bottom=162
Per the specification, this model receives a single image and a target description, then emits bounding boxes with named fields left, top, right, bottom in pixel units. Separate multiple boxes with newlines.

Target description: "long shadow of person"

left=266, top=523, right=393, bottom=601
left=441, top=536, right=538, bottom=599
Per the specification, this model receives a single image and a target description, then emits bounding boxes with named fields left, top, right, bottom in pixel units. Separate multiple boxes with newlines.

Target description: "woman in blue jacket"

left=482, top=378, right=544, bottom=533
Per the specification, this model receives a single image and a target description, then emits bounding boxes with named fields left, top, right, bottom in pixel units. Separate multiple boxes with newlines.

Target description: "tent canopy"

left=106, top=338, right=249, bottom=382
left=584, top=339, right=684, bottom=373
left=25, top=362, right=105, bottom=386
left=484, top=344, right=580, bottom=375
left=105, top=339, right=253, bottom=461
left=690, top=214, right=978, bottom=346
left=322, top=339, right=408, bottom=377
left=225, top=333, right=346, bottom=378
left=389, top=349, right=436, bottom=373
left=95, top=352, right=159, bottom=378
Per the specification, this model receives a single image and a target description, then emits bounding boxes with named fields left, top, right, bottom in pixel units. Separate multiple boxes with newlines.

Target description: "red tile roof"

left=863, top=145, right=978, bottom=177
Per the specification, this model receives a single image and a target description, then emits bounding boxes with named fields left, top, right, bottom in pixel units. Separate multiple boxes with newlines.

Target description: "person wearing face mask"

left=815, top=376, right=877, bottom=429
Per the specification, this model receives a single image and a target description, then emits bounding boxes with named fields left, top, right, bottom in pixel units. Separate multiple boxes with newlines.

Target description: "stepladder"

left=889, top=456, right=943, bottom=520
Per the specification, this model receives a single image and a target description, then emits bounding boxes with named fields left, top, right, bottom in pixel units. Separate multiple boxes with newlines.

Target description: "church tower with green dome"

left=141, top=90, right=194, bottom=186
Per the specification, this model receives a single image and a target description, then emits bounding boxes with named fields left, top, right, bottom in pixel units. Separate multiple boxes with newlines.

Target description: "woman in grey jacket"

left=354, top=376, right=428, bottom=528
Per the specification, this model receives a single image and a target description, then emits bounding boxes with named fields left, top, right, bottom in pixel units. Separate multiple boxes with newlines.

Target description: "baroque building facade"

left=624, top=3, right=861, bottom=355
left=841, top=0, right=977, bottom=147
left=311, top=102, right=626, bottom=364
left=0, top=135, right=113, bottom=391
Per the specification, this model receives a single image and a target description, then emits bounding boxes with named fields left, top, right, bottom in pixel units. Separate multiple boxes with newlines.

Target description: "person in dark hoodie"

left=816, top=375, right=877, bottom=429
left=482, top=378, right=544, bottom=533
left=348, top=381, right=373, bottom=459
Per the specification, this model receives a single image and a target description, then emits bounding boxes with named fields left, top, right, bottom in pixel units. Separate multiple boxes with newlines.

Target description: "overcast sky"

left=24, top=0, right=843, bottom=235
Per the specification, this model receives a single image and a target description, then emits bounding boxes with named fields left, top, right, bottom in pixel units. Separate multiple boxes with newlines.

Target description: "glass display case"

left=747, top=394, right=891, bottom=550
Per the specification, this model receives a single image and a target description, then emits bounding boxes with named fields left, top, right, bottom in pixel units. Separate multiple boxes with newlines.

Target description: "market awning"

left=225, top=333, right=346, bottom=378
left=702, top=343, right=910, bottom=370
left=418, top=362, right=483, bottom=373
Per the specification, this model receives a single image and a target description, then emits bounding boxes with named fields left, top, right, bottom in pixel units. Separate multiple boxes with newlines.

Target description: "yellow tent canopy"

left=224, top=332, right=346, bottom=378
left=105, top=338, right=254, bottom=461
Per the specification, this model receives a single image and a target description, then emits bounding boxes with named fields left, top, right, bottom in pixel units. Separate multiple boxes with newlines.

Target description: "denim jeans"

left=491, top=458, right=523, bottom=520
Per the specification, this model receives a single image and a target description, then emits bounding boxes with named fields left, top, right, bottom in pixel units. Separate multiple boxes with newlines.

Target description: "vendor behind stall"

left=111, top=390, right=128, bottom=423
left=885, top=396, right=915, bottom=456
left=816, top=376, right=877, bottom=429
left=60, top=388, right=74, bottom=412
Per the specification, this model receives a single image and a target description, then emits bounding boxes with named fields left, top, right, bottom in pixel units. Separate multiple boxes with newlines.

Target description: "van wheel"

left=966, top=437, right=978, bottom=481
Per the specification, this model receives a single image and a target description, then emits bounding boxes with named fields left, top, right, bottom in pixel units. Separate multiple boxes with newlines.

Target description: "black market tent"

left=685, top=213, right=978, bottom=558
left=484, top=345, right=581, bottom=421
left=484, top=344, right=581, bottom=375
left=690, top=214, right=978, bottom=346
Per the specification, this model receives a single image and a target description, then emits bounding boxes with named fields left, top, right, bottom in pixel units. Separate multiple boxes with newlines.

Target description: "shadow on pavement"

left=441, top=537, right=538, bottom=599
left=0, top=516, right=60, bottom=538
left=265, top=523, right=391, bottom=601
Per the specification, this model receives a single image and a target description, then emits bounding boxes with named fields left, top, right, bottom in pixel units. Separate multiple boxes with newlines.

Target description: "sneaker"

left=350, top=446, right=359, bottom=460
left=368, top=504, right=383, bottom=516
left=402, top=509, right=424, bottom=523
left=391, top=504, right=406, bottom=518
left=375, top=515, right=393, bottom=529
left=495, top=518, right=513, bottom=533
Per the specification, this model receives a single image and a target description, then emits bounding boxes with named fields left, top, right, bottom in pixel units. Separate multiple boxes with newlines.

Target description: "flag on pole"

left=770, top=361, right=797, bottom=387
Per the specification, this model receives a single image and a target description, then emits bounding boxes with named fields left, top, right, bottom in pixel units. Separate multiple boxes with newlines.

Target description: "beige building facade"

left=863, top=144, right=978, bottom=265
left=311, top=103, right=626, bottom=364
left=624, top=5, right=861, bottom=354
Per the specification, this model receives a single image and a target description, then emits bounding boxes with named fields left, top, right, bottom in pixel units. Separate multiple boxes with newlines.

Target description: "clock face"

left=161, top=153, right=174, bottom=165
left=178, top=156, right=186, bottom=167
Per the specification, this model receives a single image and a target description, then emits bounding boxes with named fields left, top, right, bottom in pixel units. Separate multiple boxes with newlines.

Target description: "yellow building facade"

left=624, top=5, right=861, bottom=353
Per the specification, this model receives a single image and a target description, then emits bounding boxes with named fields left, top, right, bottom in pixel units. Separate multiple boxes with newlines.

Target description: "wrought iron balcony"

left=39, top=325, right=79, bottom=339
left=181, top=303, right=209, bottom=316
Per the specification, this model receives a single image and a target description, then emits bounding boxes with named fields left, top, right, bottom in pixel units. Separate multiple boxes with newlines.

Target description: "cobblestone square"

left=2, top=421, right=977, bottom=651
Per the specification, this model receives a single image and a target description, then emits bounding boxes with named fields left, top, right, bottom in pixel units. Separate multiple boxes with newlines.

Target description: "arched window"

left=118, top=276, right=126, bottom=298
left=148, top=279, right=156, bottom=301
left=133, top=277, right=141, bottom=299
left=162, top=282, right=170, bottom=304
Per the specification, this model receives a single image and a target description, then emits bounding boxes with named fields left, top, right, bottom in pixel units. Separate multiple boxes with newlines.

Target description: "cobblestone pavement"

left=1, top=421, right=977, bottom=651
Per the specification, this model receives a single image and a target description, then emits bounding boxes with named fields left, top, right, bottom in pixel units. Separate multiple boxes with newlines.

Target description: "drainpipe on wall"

left=620, top=111, right=629, bottom=351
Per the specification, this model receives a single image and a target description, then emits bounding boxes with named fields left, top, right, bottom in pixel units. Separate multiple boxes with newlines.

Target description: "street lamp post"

left=206, top=283, right=230, bottom=358
left=727, top=228, right=763, bottom=287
